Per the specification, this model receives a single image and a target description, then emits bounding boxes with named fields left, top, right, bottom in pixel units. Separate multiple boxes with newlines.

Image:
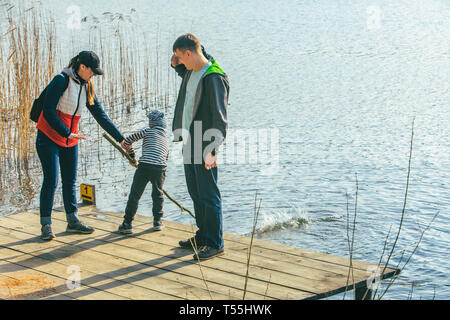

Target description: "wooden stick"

left=103, top=133, right=133, bottom=161
left=102, top=133, right=195, bottom=219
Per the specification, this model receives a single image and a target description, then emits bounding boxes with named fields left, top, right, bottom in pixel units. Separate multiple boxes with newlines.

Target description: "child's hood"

left=148, top=110, right=166, bottom=129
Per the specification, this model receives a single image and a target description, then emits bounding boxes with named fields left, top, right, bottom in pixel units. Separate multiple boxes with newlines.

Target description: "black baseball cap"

left=77, top=51, right=103, bottom=75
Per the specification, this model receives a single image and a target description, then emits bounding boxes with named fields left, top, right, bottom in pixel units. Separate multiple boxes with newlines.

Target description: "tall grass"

left=0, top=4, right=56, bottom=170
left=0, top=2, right=175, bottom=179
left=82, top=11, right=173, bottom=121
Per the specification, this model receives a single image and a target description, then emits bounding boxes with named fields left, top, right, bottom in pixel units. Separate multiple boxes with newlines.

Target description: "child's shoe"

left=118, top=221, right=133, bottom=234
left=153, top=219, right=164, bottom=231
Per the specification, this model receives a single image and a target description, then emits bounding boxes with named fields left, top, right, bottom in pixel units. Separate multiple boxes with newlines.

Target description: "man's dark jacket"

left=172, top=49, right=230, bottom=164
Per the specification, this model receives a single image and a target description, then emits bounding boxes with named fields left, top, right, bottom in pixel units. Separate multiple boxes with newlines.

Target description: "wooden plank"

left=66, top=210, right=392, bottom=282
left=5, top=212, right=368, bottom=297
left=0, top=221, right=286, bottom=299
left=2, top=209, right=399, bottom=300
left=0, top=247, right=125, bottom=300
left=73, top=213, right=353, bottom=277
left=0, top=233, right=178, bottom=300
left=1, top=213, right=307, bottom=299
left=27, top=214, right=335, bottom=294
left=3, top=210, right=379, bottom=282
left=71, top=212, right=397, bottom=299
left=109, top=218, right=371, bottom=279
left=0, top=270, right=72, bottom=300
left=108, top=209, right=390, bottom=273
left=2, top=212, right=311, bottom=299
left=81, top=209, right=399, bottom=294
left=0, top=227, right=233, bottom=300
left=72, top=211, right=376, bottom=288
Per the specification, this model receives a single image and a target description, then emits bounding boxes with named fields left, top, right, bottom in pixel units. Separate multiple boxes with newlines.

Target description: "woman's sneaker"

left=118, top=221, right=133, bottom=234
left=41, top=224, right=55, bottom=240
left=66, top=221, right=95, bottom=234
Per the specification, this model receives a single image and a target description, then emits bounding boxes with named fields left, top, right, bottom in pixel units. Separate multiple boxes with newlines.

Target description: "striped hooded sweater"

left=123, top=110, right=169, bottom=167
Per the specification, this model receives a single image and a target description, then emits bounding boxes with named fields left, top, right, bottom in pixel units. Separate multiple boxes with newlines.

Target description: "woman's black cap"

left=78, top=51, right=103, bottom=75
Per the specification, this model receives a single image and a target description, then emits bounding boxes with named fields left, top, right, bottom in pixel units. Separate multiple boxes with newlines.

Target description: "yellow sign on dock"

left=80, top=184, right=95, bottom=204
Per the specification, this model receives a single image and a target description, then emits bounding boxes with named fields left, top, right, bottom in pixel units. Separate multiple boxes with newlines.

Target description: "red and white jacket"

left=37, top=68, right=87, bottom=147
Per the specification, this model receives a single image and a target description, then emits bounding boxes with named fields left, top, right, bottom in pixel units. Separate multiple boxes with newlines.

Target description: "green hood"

left=205, top=60, right=225, bottom=76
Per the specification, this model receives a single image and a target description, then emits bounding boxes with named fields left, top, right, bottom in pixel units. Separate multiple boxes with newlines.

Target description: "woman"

left=36, top=50, right=127, bottom=240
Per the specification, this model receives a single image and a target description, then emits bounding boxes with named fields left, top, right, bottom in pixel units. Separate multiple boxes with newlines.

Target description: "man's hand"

left=171, top=54, right=180, bottom=68
left=69, top=133, right=87, bottom=140
left=205, top=153, right=218, bottom=170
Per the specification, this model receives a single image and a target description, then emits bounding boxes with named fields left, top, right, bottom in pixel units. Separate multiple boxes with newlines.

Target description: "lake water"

left=1, top=0, right=449, bottom=299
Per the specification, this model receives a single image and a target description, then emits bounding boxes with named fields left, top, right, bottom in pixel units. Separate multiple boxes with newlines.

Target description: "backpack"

left=30, top=71, right=69, bottom=122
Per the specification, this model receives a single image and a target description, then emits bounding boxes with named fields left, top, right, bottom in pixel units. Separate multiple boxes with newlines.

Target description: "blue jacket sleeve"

left=42, top=74, right=71, bottom=138
left=86, top=96, right=125, bottom=142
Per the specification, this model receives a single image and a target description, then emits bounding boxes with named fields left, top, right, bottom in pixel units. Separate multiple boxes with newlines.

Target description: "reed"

left=0, top=2, right=176, bottom=175
left=0, top=4, right=56, bottom=168
left=242, top=191, right=262, bottom=300
left=342, top=118, right=439, bottom=300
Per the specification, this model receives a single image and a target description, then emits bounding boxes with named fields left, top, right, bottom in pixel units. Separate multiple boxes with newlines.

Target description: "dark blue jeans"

left=124, top=163, right=166, bottom=224
left=36, top=130, right=79, bottom=226
left=184, top=164, right=223, bottom=249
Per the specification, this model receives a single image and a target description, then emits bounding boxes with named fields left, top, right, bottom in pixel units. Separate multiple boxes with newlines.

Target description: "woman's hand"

left=69, top=133, right=87, bottom=140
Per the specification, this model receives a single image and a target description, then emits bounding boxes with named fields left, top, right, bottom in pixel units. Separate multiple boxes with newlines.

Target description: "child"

left=118, top=110, right=169, bottom=234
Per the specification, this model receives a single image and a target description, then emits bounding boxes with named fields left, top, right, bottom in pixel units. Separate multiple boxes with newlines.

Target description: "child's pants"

left=124, top=162, right=166, bottom=224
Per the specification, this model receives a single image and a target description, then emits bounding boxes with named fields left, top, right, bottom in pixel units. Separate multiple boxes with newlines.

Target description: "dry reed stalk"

left=340, top=118, right=438, bottom=300
left=0, top=5, right=46, bottom=162
left=368, top=118, right=415, bottom=299
left=377, top=210, right=438, bottom=300
left=0, top=42, right=5, bottom=165
left=85, top=14, right=147, bottom=120
left=1, top=5, right=56, bottom=167
left=242, top=191, right=262, bottom=300
left=190, top=224, right=213, bottom=300
left=342, top=173, right=358, bottom=300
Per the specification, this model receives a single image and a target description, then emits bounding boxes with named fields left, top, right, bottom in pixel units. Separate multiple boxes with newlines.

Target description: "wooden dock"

left=0, top=205, right=399, bottom=300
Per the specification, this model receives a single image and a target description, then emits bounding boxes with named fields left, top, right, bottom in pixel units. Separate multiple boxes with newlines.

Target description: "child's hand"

left=120, top=140, right=131, bottom=152
left=129, top=158, right=137, bottom=167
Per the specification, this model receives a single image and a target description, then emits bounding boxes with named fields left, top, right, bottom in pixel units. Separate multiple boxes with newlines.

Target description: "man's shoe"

left=66, top=221, right=95, bottom=234
left=41, top=224, right=55, bottom=240
left=193, top=246, right=224, bottom=261
left=118, top=221, right=133, bottom=234
left=179, top=237, right=203, bottom=250
left=153, top=219, right=164, bottom=231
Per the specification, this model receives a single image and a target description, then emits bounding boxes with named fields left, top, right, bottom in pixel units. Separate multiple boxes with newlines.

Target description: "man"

left=171, top=34, right=229, bottom=260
